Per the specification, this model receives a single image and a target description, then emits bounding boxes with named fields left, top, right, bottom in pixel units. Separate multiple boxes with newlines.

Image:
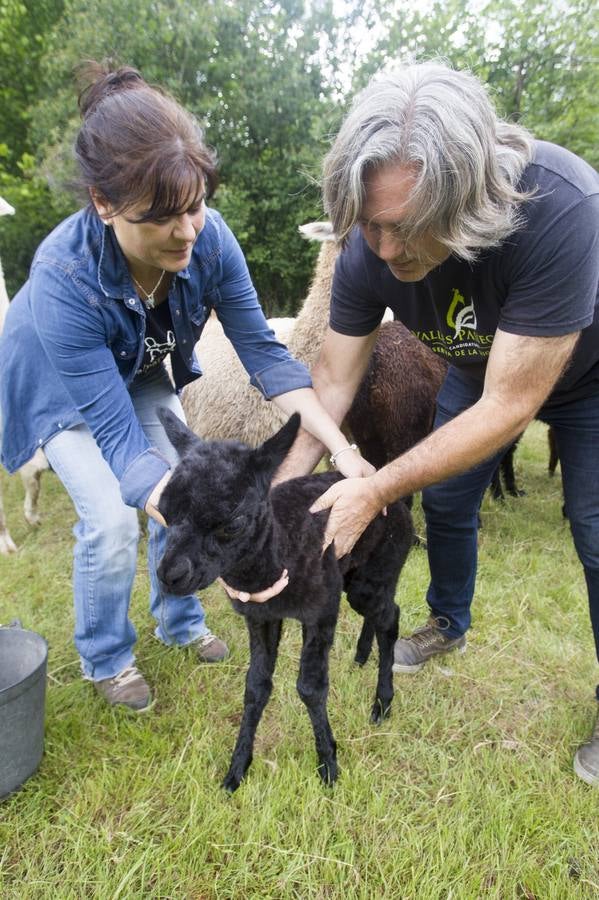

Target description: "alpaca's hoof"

left=354, top=651, right=369, bottom=667
left=317, top=758, right=338, bottom=786
left=370, top=699, right=391, bottom=725
left=0, top=534, right=18, bottom=554
left=24, top=511, right=42, bottom=527
left=221, top=771, right=242, bottom=793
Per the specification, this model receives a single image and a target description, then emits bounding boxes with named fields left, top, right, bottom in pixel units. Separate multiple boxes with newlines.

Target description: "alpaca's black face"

left=156, top=407, right=300, bottom=596
left=157, top=445, right=266, bottom=595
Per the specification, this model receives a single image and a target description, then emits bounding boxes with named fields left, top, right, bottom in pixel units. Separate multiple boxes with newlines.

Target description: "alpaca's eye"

left=214, top=515, right=246, bottom=541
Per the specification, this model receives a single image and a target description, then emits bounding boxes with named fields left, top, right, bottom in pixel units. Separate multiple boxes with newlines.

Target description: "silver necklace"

left=131, top=269, right=166, bottom=309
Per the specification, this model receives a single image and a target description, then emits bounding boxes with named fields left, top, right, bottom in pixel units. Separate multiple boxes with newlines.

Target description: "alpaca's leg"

left=548, top=425, right=560, bottom=475
left=20, top=450, right=47, bottom=527
left=372, top=604, right=399, bottom=723
left=345, top=503, right=411, bottom=723
left=354, top=619, right=375, bottom=666
left=501, top=441, right=525, bottom=497
left=346, top=570, right=399, bottom=724
left=222, top=618, right=282, bottom=793
left=0, top=484, right=17, bottom=554
left=489, top=464, right=505, bottom=501
left=297, top=620, right=338, bottom=785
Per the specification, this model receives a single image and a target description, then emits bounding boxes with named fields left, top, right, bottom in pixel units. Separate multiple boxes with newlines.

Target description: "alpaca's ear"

left=158, top=407, right=202, bottom=457
left=253, top=413, right=301, bottom=486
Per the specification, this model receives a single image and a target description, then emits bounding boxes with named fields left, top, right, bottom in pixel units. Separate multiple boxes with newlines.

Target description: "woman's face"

left=92, top=190, right=206, bottom=277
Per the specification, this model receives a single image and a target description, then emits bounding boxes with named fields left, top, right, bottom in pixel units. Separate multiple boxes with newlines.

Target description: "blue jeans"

left=44, top=366, right=210, bottom=681
left=422, top=367, right=599, bottom=686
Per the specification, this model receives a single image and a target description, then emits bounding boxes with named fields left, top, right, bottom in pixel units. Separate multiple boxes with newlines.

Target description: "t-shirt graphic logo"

left=447, top=288, right=477, bottom=340
left=145, top=330, right=176, bottom=363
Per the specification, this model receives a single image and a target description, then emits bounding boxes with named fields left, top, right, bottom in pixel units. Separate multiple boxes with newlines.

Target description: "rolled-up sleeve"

left=211, top=216, right=312, bottom=399
left=119, top=447, right=171, bottom=509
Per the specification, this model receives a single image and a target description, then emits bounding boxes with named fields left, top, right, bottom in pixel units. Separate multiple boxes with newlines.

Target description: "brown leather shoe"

left=190, top=632, right=230, bottom=663
left=393, top=616, right=466, bottom=673
left=94, top=665, right=153, bottom=711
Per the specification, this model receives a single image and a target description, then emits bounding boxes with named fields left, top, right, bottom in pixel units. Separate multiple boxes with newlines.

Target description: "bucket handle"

left=0, top=619, right=23, bottom=629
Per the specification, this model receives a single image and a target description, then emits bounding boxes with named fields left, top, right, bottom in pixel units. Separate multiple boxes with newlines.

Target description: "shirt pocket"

left=190, top=286, right=219, bottom=330
left=189, top=302, right=209, bottom=327
left=112, top=336, right=139, bottom=362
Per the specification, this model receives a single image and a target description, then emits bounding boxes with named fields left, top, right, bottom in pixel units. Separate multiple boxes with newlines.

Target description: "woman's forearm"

left=272, top=387, right=370, bottom=480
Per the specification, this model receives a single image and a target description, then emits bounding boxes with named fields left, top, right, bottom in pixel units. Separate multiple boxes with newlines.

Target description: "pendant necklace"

left=131, top=269, right=166, bottom=309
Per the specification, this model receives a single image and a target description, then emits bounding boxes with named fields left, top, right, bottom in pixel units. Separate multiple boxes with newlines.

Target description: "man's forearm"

left=371, top=394, right=532, bottom=507
left=372, top=330, right=579, bottom=505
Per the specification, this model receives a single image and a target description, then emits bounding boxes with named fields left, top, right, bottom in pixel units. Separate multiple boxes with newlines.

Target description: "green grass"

left=1, top=421, right=598, bottom=899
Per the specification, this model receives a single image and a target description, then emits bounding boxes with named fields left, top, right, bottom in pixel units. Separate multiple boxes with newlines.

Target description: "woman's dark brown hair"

left=75, top=60, right=218, bottom=221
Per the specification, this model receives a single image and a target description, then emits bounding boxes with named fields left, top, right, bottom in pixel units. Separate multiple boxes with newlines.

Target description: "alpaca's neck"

left=287, top=241, right=338, bottom=366
left=225, top=505, right=286, bottom=592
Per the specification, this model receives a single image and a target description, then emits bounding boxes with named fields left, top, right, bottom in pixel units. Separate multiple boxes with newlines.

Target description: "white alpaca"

left=180, top=223, right=338, bottom=445
left=0, top=197, right=48, bottom=554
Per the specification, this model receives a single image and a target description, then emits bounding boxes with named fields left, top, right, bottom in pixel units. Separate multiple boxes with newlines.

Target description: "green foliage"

left=0, top=0, right=64, bottom=173
left=1, top=0, right=597, bottom=310
left=24, top=0, right=343, bottom=313
left=0, top=162, right=75, bottom=297
left=354, top=0, right=599, bottom=167
left=480, top=0, right=599, bottom=167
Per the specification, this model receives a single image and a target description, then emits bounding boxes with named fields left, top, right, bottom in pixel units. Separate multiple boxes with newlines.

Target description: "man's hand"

left=309, top=477, right=384, bottom=558
left=218, top=569, right=289, bottom=604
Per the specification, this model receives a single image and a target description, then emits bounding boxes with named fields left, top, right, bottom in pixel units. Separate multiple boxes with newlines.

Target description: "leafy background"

left=1, top=0, right=598, bottom=312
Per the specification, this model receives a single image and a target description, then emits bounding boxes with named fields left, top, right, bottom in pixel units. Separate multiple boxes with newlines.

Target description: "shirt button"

left=127, top=298, right=136, bottom=306
left=57, top=422, right=62, bottom=428
left=175, top=310, right=181, bottom=316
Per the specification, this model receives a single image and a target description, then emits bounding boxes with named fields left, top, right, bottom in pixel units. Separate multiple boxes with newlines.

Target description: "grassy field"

left=1, top=420, right=598, bottom=899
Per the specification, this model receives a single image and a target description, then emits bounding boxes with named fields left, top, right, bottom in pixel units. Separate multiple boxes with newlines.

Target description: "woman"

left=0, top=62, right=370, bottom=712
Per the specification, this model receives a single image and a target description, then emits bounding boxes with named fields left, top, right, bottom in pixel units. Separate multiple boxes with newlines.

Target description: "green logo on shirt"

left=447, top=288, right=477, bottom=340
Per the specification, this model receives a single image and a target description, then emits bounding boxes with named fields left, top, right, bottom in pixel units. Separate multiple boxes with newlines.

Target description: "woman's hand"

left=310, top=477, right=384, bottom=558
left=218, top=569, right=289, bottom=604
left=331, top=447, right=376, bottom=479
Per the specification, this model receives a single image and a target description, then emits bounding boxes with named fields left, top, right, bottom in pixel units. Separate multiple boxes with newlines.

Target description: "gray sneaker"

left=190, top=632, right=230, bottom=663
left=393, top=616, right=467, bottom=673
left=573, top=709, right=599, bottom=787
left=94, top=665, right=153, bottom=712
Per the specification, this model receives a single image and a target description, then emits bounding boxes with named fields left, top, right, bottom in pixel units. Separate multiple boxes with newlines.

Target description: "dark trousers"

left=422, top=367, right=599, bottom=698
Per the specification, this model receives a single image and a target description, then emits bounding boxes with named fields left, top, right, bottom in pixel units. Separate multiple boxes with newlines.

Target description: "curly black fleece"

left=157, top=410, right=413, bottom=792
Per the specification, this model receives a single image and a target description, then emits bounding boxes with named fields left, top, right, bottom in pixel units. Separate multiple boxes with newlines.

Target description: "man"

left=279, top=61, right=599, bottom=785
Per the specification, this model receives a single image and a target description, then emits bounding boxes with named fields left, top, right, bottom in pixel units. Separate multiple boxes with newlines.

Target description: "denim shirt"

left=0, top=206, right=311, bottom=508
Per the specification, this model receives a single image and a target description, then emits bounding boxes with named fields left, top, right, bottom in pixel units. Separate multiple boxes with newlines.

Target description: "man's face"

left=360, top=163, right=450, bottom=282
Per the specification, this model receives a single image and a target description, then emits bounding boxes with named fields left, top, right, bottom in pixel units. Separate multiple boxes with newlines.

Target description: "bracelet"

left=329, top=443, right=358, bottom=469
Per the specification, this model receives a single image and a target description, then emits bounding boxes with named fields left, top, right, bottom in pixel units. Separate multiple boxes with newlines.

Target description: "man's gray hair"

left=322, top=61, right=534, bottom=260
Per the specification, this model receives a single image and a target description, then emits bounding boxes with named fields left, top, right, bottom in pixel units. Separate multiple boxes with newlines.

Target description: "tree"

left=352, top=0, right=599, bottom=167
left=0, top=0, right=64, bottom=173
left=23, top=0, right=345, bottom=313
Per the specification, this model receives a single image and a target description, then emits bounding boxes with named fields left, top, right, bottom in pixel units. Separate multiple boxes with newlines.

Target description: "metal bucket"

left=0, top=622, right=48, bottom=799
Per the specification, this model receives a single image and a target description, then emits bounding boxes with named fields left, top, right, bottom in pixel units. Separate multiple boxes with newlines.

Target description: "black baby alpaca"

left=157, top=411, right=413, bottom=792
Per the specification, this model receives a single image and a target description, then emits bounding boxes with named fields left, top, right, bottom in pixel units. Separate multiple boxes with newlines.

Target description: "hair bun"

left=77, top=60, right=145, bottom=117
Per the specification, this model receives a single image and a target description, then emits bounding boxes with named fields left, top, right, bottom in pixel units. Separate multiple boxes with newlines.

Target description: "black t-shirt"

left=330, top=141, right=599, bottom=406
left=137, top=300, right=177, bottom=377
